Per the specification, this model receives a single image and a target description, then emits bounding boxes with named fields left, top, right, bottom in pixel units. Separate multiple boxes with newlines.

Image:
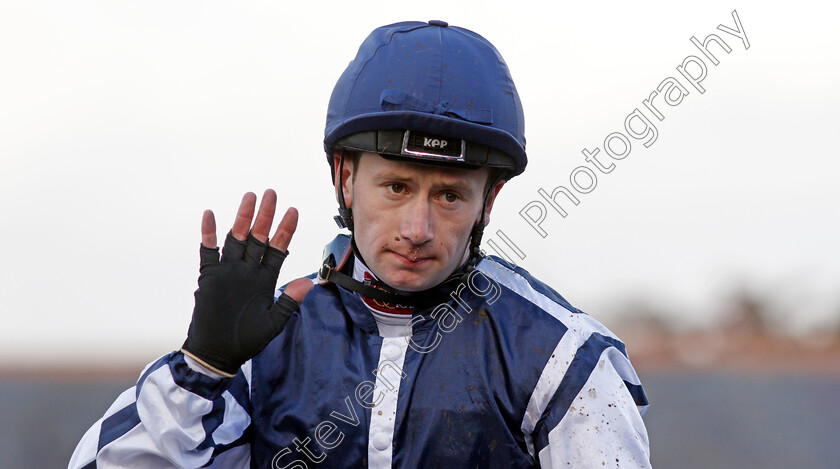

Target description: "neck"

left=346, top=253, right=473, bottom=310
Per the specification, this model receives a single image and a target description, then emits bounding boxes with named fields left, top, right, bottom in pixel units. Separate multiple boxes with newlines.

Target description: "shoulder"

left=475, top=258, right=650, bottom=459
left=475, top=255, right=620, bottom=348
left=273, top=273, right=344, bottom=322
left=274, top=273, right=331, bottom=304
left=477, top=255, right=583, bottom=313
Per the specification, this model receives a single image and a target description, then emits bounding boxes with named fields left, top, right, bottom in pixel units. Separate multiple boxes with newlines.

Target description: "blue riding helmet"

left=324, top=20, right=527, bottom=179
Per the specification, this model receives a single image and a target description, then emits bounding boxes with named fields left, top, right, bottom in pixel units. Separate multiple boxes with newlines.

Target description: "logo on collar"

left=361, top=272, right=414, bottom=315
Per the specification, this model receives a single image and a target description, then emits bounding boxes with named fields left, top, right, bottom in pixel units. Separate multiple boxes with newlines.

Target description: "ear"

left=332, top=152, right=354, bottom=208
left=480, top=179, right=505, bottom=227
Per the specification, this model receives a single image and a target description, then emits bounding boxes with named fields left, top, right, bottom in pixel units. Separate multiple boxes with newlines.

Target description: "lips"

left=388, top=250, right=432, bottom=265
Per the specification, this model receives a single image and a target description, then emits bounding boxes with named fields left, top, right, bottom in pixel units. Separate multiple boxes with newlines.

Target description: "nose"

left=400, top=197, right=433, bottom=245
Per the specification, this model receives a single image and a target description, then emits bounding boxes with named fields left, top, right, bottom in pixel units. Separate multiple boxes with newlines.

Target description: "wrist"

left=182, top=350, right=231, bottom=379
left=168, top=351, right=234, bottom=400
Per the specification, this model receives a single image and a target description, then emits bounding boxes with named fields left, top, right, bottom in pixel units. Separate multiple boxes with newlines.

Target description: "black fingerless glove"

left=182, top=231, right=302, bottom=377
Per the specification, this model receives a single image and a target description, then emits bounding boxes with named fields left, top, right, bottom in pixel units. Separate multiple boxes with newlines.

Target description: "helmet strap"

left=334, top=149, right=354, bottom=230
left=463, top=171, right=505, bottom=274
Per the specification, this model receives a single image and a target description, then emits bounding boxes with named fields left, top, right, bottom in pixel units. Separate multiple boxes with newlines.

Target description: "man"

left=70, top=20, right=650, bottom=468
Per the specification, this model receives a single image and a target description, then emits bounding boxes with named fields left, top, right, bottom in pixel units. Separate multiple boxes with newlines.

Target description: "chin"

left=377, top=263, right=450, bottom=292
left=380, top=271, right=437, bottom=293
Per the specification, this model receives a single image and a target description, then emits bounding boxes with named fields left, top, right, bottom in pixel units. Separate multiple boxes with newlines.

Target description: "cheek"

left=438, top=214, right=476, bottom=252
left=352, top=195, right=393, bottom=244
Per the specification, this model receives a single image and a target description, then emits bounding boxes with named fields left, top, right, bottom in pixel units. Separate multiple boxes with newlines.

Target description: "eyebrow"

left=373, top=170, right=477, bottom=195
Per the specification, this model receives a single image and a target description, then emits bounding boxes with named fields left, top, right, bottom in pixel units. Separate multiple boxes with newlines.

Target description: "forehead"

left=356, top=152, right=489, bottom=186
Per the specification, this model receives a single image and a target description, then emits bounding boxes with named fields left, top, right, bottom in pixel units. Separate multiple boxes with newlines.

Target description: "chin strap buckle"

left=318, top=263, right=333, bottom=283
left=334, top=208, right=353, bottom=230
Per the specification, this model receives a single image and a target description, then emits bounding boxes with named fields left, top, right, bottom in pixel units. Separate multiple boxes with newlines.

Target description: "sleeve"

left=68, top=351, right=253, bottom=469
left=531, top=333, right=651, bottom=469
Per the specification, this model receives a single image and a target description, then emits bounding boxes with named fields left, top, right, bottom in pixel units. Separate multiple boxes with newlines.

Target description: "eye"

left=442, top=192, right=459, bottom=203
left=388, top=183, right=405, bottom=194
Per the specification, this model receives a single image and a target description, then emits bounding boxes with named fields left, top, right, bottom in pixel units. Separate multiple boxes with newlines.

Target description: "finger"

left=244, top=233, right=268, bottom=265
left=221, top=230, right=247, bottom=262
left=201, top=210, right=217, bottom=249
left=231, top=192, right=257, bottom=241
left=282, top=277, right=315, bottom=304
left=199, top=244, right=220, bottom=269
left=262, top=245, right=289, bottom=274
left=251, top=189, right=277, bottom=243
left=269, top=207, right=299, bottom=253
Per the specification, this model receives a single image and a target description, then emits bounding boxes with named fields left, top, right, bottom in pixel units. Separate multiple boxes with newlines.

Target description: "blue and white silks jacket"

left=70, top=255, right=651, bottom=468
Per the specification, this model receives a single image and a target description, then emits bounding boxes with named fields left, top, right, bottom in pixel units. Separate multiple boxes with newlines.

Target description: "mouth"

left=388, top=250, right=433, bottom=266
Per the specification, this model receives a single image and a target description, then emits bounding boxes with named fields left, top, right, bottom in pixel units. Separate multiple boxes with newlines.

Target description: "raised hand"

left=182, top=190, right=314, bottom=378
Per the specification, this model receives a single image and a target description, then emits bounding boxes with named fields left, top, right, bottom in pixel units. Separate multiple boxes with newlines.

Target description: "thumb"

left=283, top=277, right=315, bottom=304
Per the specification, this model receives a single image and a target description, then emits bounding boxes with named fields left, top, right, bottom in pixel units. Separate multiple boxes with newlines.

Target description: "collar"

left=352, top=256, right=415, bottom=315
left=332, top=254, right=477, bottom=336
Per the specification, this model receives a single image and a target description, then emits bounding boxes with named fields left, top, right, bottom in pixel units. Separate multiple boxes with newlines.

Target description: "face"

left=335, top=152, right=504, bottom=292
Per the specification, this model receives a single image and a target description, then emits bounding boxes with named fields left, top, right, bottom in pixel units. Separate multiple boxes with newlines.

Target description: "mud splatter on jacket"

left=70, top=256, right=650, bottom=468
